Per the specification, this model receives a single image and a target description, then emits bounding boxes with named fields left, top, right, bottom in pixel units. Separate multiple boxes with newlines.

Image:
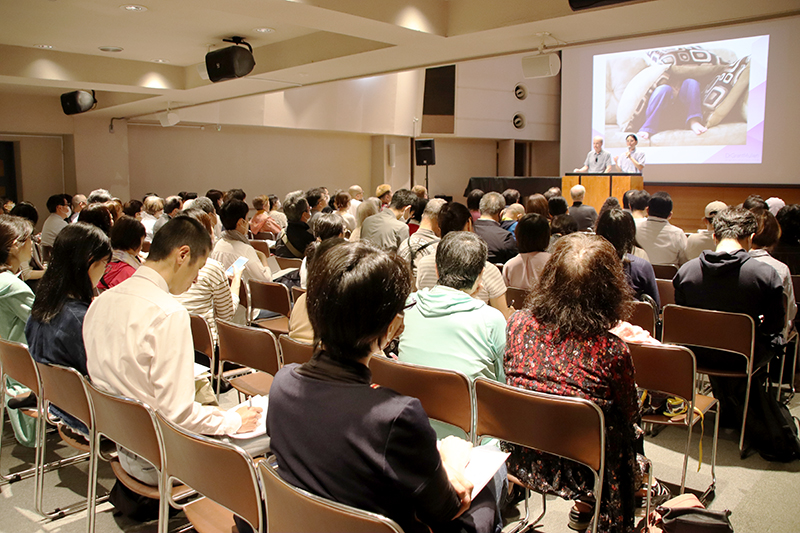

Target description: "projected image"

left=592, top=35, right=769, bottom=164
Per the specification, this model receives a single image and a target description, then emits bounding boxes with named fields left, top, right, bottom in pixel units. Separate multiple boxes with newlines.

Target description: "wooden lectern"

left=562, top=173, right=643, bottom=213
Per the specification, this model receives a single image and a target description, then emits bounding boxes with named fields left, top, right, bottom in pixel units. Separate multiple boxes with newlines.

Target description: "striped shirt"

left=174, top=257, right=240, bottom=343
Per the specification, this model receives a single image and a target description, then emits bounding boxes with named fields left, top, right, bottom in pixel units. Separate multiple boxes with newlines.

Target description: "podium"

left=562, top=173, right=643, bottom=213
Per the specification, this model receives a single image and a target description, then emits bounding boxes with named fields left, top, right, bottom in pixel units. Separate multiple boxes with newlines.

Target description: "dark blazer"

left=569, top=202, right=598, bottom=232
left=474, top=219, right=518, bottom=264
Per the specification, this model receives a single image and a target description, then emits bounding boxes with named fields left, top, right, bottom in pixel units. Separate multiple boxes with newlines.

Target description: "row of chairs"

left=0, top=338, right=403, bottom=533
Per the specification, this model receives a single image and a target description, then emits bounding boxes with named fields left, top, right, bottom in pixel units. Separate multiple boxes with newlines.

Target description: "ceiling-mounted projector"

left=61, top=90, right=97, bottom=115
left=205, top=37, right=255, bottom=83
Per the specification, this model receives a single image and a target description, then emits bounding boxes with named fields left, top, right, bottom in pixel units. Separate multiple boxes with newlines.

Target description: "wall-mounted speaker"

left=387, top=143, right=396, bottom=168
left=157, top=111, right=180, bottom=127
left=415, top=139, right=436, bottom=166
left=205, top=45, right=255, bottom=83
left=512, top=113, right=526, bottom=130
left=521, top=53, right=561, bottom=79
left=60, top=90, right=96, bottom=115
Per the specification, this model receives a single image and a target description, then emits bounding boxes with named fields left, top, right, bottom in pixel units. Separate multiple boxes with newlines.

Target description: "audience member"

left=547, top=195, right=569, bottom=218
left=774, top=204, right=800, bottom=274
left=206, top=189, right=224, bottom=212
left=635, top=192, right=688, bottom=265
left=268, top=194, right=287, bottom=229
left=268, top=240, right=501, bottom=533
left=349, top=197, right=380, bottom=242
left=360, top=188, right=415, bottom=252
left=628, top=189, right=651, bottom=221
left=68, top=194, right=87, bottom=223
left=273, top=191, right=314, bottom=259
left=224, top=188, right=246, bottom=203
left=500, top=203, right=525, bottom=234
left=596, top=209, right=660, bottom=306
left=152, top=195, right=181, bottom=235
left=78, top=203, right=113, bottom=235
left=1, top=198, right=14, bottom=214
left=41, top=194, right=70, bottom=247
left=502, top=213, right=551, bottom=291
left=502, top=188, right=521, bottom=207
left=122, top=199, right=143, bottom=220
left=105, top=199, right=123, bottom=224
left=8, top=202, right=45, bottom=281
left=412, top=185, right=428, bottom=199
left=347, top=185, right=363, bottom=218
left=87, top=189, right=112, bottom=204
left=211, top=199, right=272, bottom=284
left=97, top=215, right=145, bottom=291
left=249, top=195, right=280, bottom=236
left=474, top=192, right=517, bottom=264
left=141, top=196, right=164, bottom=242
left=375, top=183, right=392, bottom=207
left=568, top=184, right=598, bottom=231
left=742, top=194, right=768, bottom=211
left=85, top=217, right=265, bottom=486
left=622, top=189, right=635, bottom=211
left=525, top=193, right=549, bottom=219
left=26, top=223, right=111, bottom=436
left=397, top=198, right=444, bottom=285
left=596, top=196, right=621, bottom=227
left=543, top=187, right=561, bottom=200
left=466, top=189, right=484, bottom=221
left=504, top=233, right=646, bottom=533
left=686, top=200, right=726, bottom=260
left=306, top=187, right=329, bottom=216
left=548, top=213, right=578, bottom=248
left=766, top=197, right=785, bottom=217
left=407, top=196, right=427, bottom=235
left=175, top=209, right=244, bottom=344
left=0, top=215, right=37, bottom=446
left=334, top=191, right=356, bottom=232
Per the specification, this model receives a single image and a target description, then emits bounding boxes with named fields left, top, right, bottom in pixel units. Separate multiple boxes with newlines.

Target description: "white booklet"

left=229, top=395, right=269, bottom=439
left=464, top=444, right=510, bottom=499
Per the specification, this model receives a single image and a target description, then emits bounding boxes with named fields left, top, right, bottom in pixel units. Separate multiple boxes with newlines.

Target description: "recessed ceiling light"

left=151, top=58, right=169, bottom=63
left=34, top=44, right=54, bottom=49
left=99, top=46, right=124, bottom=53
left=254, top=27, right=275, bottom=34
left=120, top=4, right=147, bottom=11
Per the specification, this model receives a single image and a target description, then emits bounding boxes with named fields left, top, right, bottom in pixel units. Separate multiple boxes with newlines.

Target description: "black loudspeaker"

left=415, top=139, right=436, bottom=166
left=205, top=46, right=255, bottom=83
left=60, top=90, right=96, bottom=115
left=568, top=0, right=636, bottom=10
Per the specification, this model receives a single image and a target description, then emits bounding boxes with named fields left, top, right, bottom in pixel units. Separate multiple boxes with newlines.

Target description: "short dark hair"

left=312, top=213, right=345, bottom=240
left=268, top=194, right=279, bottom=211
left=436, top=232, right=487, bottom=291
left=46, top=194, right=68, bottom=214
left=515, top=213, right=550, bottom=253
left=164, top=196, right=182, bottom=214
left=597, top=197, right=621, bottom=229
left=87, top=189, right=112, bottom=204
left=147, top=217, right=211, bottom=264
left=389, top=189, right=416, bottom=210
left=550, top=214, right=578, bottom=236
left=31, top=223, right=112, bottom=323
left=742, top=194, right=768, bottom=211
left=466, top=189, right=484, bottom=211
left=751, top=208, right=782, bottom=249
left=527, top=233, right=632, bottom=340
left=0, top=215, right=34, bottom=270
left=306, top=188, right=326, bottom=210
left=622, top=189, right=635, bottom=209
left=306, top=241, right=410, bottom=360
left=525, top=194, right=549, bottom=218
left=409, top=197, right=427, bottom=221
left=283, top=191, right=309, bottom=223
left=176, top=208, right=214, bottom=236
left=224, top=189, right=246, bottom=203
left=122, top=199, right=143, bottom=218
left=219, top=199, right=249, bottom=230
left=626, top=133, right=638, bottom=142
left=548, top=196, right=569, bottom=217
left=334, top=191, right=351, bottom=210
left=502, top=188, right=521, bottom=206
left=205, top=189, right=224, bottom=212
left=595, top=208, right=636, bottom=259
left=776, top=204, right=800, bottom=244
left=110, top=215, right=146, bottom=251
left=438, top=202, right=471, bottom=236
left=543, top=187, right=561, bottom=200
left=629, top=189, right=651, bottom=211
left=9, top=202, right=39, bottom=225
left=78, top=204, right=112, bottom=235
left=648, top=192, right=673, bottom=219
left=712, top=206, right=757, bottom=241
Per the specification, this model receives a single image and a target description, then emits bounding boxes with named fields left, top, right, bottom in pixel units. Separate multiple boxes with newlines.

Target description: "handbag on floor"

left=640, top=493, right=733, bottom=533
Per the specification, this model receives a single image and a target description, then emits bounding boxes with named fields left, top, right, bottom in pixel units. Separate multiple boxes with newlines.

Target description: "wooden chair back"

left=652, top=264, right=679, bottom=279
left=278, top=335, right=314, bottom=366
left=656, top=279, right=675, bottom=307
left=249, top=240, right=272, bottom=257
left=35, top=363, right=91, bottom=429
left=0, top=339, right=39, bottom=393
left=217, top=319, right=282, bottom=375
left=505, top=286, right=529, bottom=309
left=248, top=280, right=292, bottom=317
left=629, top=300, right=657, bottom=337
left=189, top=314, right=215, bottom=362
left=276, top=256, right=303, bottom=270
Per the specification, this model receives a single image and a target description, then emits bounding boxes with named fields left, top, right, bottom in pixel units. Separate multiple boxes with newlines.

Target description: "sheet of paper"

left=229, top=395, right=269, bottom=439
left=464, top=444, right=510, bottom=499
left=193, top=363, right=211, bottom=378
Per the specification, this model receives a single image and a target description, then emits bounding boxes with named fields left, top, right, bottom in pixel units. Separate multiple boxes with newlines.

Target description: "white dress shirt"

left=85, top=266, right=242, bottom=436
left=210, top=235, right=272, bottom=284
left=40, top=213, right=68, bottom=247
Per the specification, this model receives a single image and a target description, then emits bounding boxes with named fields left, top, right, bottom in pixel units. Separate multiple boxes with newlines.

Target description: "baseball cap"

left=704, top=201, right=727, bottom=219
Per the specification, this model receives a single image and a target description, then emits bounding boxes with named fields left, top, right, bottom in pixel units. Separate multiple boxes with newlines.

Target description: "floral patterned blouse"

left=502, top=309, right=643, bottom=533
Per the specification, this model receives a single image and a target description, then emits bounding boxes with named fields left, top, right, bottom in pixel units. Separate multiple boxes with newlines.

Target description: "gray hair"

left=87, top=188, right=112, bottom=204
left=191, top=196, right=215, bottom=215
left=479, top=192, right=505, bottom=216
left=423, top=198, right=446, bottom=220
left=283, top=190, right=309, bottom=223
left=435, top=231, right=487, bottom=291
left=712, top=207, right=757, bottom=241
left=570, top=184, right=586, bottom=202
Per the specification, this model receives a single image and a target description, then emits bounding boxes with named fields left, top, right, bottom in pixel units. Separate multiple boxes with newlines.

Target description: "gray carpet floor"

left=1, top=387, right=798, bottom=533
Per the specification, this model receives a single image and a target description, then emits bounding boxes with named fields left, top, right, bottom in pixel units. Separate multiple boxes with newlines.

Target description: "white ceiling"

left=1, top=0, right=798, bottom=118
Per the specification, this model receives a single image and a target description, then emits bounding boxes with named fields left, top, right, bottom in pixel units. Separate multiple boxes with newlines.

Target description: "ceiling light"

left=99, top=46, right=124, bottom=53
left=34, top=44, right=54, bottom=49
left=254, top=27, right=275, bottom=34
left=120, top=4, right=147, bottom=12
left=151, top=58, right=169, bottom=63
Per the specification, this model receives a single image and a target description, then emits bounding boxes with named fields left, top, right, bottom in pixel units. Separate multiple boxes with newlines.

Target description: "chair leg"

left=506, top=487, right=539, bottom=533
left=680, top=419, right=692, bottom=494
left=701, top=403, right=720, bottom=505
left=739, top=374, right=753, bottom=457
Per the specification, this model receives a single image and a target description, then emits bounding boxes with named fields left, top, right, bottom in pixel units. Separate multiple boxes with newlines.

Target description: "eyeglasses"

left=399, top=300, right=416, bottom=317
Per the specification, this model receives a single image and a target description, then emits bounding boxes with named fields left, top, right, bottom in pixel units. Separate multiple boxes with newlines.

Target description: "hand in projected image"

left=689, top=119, right=708, bottom=136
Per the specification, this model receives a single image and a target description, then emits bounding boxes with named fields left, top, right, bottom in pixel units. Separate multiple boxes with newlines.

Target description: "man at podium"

left=574, top=136, right=613, bottom=173
left=614, top=134, right=646, bottom=174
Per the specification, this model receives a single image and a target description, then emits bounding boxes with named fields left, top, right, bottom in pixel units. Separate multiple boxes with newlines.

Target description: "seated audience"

left=249, top=195, right=280, bottom=237
left=399, top=231, right=506, bottom=385
left=407, top=196, right=427, bottom=235
left=26, top=223, right=111, bottom=436
left=9, top=202, right=45, bottom=282
left=766, top=197, right=785, bottom=216
left=334, top=190, right=356, bottom=232
left=774, top=204, right=800, bottom=275
left=568, top=185, right=598, bottom=231
left=360, top=188, right=415, bottom=252
left=548, top=195, right=569, bottom=218
left=122, top=199, right=143, bottom=220
left=502, top=213, right=551, bottom=291
left=273, top=191, right=314, bottom=259
left=349, top=197, right=380, bottom=242
left=347, top=185, right=363, bottom=218
left=686, top=201, right=726, bottom=261
left=152, top=195, right=181, bottom=235
left=68, top=194, right=87, bottom=223
left=268, top=194, right=287, bottom=229
left=140, top=195, right=163, bottom=242
left=635, top=192, right=688, bottom=266
left=268, top=240, right=501, bottom=533
left=742, top=194, right=768, bottom=211
left=78, top=203, right=113, bottom=235
left=300, top=213, right=345, bottom=288
left=85, top=217, right=265, bottom=487
left=543, top=187, right=561, bottom=200
left=500, top=203, right=525, bottom=234
left=40, top=194, right=70, bottom=247
left=397, top=198, right=445, bottom=285
left=467, top=189, right=484, bottom=221
left=412, top=184, right=428, bottom=199
left=502, top=188, right=521, bottom=207
left=376, top=183, right=392, bottom=208
left=525, top=193, right=549, bottom=219
left=748, top=208, right=796, bottom=338
left=98, top=215, right=145, bottom=291
left=105, top=199, right=123, bottom=224
left=415, top=202, right=512, bottom=319
left=548, top=213, right=578, bottom=248
left=628, top=189, right=650, bottom=221
left=0, top=215, right=37, bottom=446
left=87, top=188, right=112, bottom=204
left=474, top=192, right=518, bottom=264
left=504, top=233, right=647, bottom=533
left=306, top=187, right=329, bottom=218
left=596, top=209, right=660, bottom=306
left=210, top=199, right=272, bottom=283
left=596, top=196, right=621, bottom=228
